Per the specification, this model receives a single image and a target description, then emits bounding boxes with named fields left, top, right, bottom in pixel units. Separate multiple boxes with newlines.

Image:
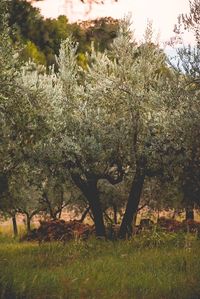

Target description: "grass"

left=0, top=222, right=26, bottom=238
left=0, top=231, right=200, bottom=299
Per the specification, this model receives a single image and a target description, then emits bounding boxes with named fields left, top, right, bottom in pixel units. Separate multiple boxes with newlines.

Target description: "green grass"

left=0, top=233, right=200, bottom=299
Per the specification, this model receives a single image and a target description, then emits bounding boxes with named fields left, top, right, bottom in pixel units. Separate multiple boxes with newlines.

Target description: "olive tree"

left=0, top=0, right=63, bottom=231
left=53, top=38, right=124, bottom=237
left=171, top=0, right=200, bottom=218
left=86, top=18, right=183, bottom=237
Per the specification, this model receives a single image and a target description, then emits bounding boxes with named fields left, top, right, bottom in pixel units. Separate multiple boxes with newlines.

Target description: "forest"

left=0, top=0, right=200, bottom=298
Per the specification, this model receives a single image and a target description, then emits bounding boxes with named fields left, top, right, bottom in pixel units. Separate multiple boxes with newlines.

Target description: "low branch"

left=79, top=205, right=90, bottom=222
left=100, top=160, right=124, bottom=185
left=137, top=203, right=148, bottom=212
left=103, top=210, right=113, bottom=223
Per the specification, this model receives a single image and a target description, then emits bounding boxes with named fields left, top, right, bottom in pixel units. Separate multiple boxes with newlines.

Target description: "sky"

left=33, top=0, right=193, bottom=45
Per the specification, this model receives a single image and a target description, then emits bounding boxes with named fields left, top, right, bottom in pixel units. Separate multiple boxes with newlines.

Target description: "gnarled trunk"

left=119, top=167, right=145, bottom=239
left=85, top=180, right=106, bottom=238
left=72, top=175, right=106, bottom=238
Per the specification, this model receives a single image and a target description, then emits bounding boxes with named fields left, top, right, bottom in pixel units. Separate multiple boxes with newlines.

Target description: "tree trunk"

left=42, top=192, right=55, bottom=220
left=86, top=181, right=106, bottom=238
left=26, top=214, right=31, bottom=234
left=157, top=209, right=160, bottom=222
left=12, top=215, right=18, bottom=237
left=119, top=167, right=145, bottom=239
left=113, top=204, right=117, bottom=224
left=58, top=210, right=62, bottom=219
left=185, top=206, right=194, bottom=221
left=72, top=174, right=106, bottom=238
left=183, top=192, right=194, bottom=221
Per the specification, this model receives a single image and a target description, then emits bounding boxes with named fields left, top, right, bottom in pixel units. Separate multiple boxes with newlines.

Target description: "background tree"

left=0, top=0, right=63, bottom=233
left=172, top=0, right=200, bottom=219
left=39, top=167, right=75, bottom=220
left=3, top=163, right=43, bottom=234
left=8, top=0, right=119, bottom=67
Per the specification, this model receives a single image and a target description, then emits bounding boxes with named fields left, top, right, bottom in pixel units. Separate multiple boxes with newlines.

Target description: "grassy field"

left=0, top=232, right=200, bottom=299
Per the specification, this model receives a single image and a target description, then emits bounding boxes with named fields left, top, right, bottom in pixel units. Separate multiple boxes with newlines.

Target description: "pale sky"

left=33, top=0, right=193, bottom=45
